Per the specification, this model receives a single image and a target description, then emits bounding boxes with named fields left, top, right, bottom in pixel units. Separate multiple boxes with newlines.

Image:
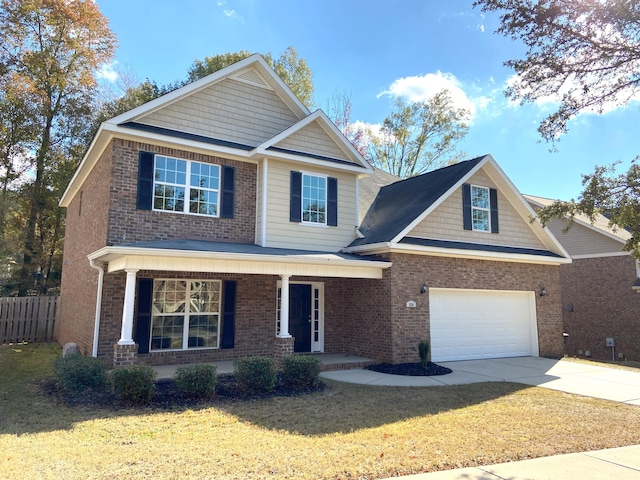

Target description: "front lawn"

left=2, top=344, right=640, bottom=479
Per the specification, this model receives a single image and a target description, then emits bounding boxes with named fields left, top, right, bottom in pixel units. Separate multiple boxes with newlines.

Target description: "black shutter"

left=490, top=188, right=499, bottom=234
left=220, top=280, right=236, bottom=349
left=134, top=278, right=153, bottom=354
left=220, top=165, right=235, bottom=218
left=290, top=171, right=302, bottom=222
left=327, top=177, right=338, bottom=226
left=136, top=151, right=154, bottom=210
left=462, top=183, right=472, bottom=231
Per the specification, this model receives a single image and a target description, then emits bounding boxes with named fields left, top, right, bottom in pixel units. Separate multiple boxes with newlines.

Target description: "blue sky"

left=96, top=0, right=640, bottom=200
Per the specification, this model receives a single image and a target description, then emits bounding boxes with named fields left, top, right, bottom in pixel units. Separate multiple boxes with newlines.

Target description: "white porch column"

left=118, top=269, right=139, bottom=345
left=278, top=274, right=292, bottom=338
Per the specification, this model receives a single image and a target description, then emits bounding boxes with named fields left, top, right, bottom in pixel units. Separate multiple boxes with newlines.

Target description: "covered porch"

left=87, top=239, right=391, bottom=368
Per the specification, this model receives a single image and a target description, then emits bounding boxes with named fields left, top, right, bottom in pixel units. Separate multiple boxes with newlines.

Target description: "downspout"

left=89, top=259, right=104, bottom=358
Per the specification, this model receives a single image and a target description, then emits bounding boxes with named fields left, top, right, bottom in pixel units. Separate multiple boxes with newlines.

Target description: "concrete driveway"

left=321, top=356, right=640, bottom=405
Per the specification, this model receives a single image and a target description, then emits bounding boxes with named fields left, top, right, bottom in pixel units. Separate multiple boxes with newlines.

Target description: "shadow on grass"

left=0, top=343, right=531, bottom=436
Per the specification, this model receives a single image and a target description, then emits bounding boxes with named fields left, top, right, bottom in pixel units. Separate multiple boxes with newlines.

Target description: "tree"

left=475, top=0, right=640, bottom=142
left=0, top=0, right=116, bottom=294
left=325, top=90, right=368, bottom=158
left=475, top=0, right=640, bottom=258
left=367, top=91, right=469, bottom=178
left=187, top=46, right=315, bottom=109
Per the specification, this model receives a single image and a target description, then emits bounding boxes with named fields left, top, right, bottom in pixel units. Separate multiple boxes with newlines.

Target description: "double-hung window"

left=471, top=185, right=490, bottom=232
left=302, top=173, right=327, bottom=224
left=150, top=279, right=221, bottom=351
left=153, top=155, right=220, bottom=216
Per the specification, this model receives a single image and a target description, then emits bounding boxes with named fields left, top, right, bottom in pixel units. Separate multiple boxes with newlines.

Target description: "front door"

left=289, top=284, right=312, bottom=352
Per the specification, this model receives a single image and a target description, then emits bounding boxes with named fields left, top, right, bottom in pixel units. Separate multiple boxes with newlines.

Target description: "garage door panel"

left=430, top=289, right=538, bottom=362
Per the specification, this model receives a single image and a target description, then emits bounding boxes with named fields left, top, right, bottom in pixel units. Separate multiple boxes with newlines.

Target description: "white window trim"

left=300, top=171, right=329, bottom=227
left=471, top=184, right=490, bottom=233
left=153, top=155, right=221, bottom=218
left=276, top=281, right=325, bottom=353
left=150, top=279, right=222, bottom=352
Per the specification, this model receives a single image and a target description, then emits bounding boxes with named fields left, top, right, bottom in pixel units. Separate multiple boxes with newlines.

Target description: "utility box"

left=606, top=337, right=615, bottom=347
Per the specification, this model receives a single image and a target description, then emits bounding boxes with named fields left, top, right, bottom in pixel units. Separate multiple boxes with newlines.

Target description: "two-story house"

left=57, top=55, right=570, bottom=368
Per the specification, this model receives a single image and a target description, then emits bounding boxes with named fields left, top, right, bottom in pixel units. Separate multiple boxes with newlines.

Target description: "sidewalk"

left=389, top=445, right=640, bottom=479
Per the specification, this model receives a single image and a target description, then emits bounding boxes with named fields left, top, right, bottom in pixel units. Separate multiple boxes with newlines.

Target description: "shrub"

left=53, top=355, right=108, bottom=394
left=418, top=340, right=430, bottom=368
left=174, top=363, right=217, bottom=399
left=110, top=365, right=156, bottom=404
left=281, top=356, right=321, bottom=388
left=234, top=356, right=276, bottom=393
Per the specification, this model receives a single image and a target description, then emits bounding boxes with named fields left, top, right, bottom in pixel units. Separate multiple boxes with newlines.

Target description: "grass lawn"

left=2, top=344, right=640, bottom=479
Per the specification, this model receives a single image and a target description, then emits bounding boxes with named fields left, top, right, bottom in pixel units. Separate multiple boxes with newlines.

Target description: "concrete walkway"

left=390, top=445, right=640, bottom=480
left=320, top=356, right=640, bottom=405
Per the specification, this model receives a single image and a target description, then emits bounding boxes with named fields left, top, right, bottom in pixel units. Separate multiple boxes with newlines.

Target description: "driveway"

left=320, top=356, right=640, bottom=405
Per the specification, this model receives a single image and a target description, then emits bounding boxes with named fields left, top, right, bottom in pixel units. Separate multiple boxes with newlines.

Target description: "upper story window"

left=290, top=171, right=338, bottom=227
left=153, top=155, right=220, bottom=216
left=302, top=173, right=327, bottom=224
left=462, top=183, right=499, bottom=234
left=471, top=185, right=490, bottom=232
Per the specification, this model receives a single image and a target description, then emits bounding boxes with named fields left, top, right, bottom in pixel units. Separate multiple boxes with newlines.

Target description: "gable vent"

left=234, top=69, right=271, bottom=90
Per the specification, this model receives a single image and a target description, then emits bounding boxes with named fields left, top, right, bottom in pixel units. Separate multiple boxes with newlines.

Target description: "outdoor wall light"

left=420, top=282, right=428, bottom=294
left=539, top=286, right=547, bottom=297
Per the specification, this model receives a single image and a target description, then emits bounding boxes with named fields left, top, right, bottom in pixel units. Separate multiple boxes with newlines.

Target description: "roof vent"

left=235, top=68, right=270, bottom=89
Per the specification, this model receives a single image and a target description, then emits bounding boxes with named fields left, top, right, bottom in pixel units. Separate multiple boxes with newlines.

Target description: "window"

left=471, top=185, right=490, bottom=232
left=302, top=173, right=327, bottom=224
left=150, top=279, right=221, bottom=351
left=153, top=155, right=220, bottom=216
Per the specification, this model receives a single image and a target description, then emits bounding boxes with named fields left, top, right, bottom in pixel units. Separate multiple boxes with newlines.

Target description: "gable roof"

left=351, top=156, right=485, bottom=246
left=346, top=155, right=570, bottom=264
left=524, top=194, right=631, bottom=245
left=358, top=167, right=400, bottom=223
left=61, top=54, right=370, bottom=207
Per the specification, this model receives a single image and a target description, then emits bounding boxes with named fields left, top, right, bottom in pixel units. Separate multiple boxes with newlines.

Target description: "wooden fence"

left=0, top=296, right=59, bottom=344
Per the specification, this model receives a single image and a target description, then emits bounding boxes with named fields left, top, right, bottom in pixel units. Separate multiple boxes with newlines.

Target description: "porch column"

left=118, top=269, right=139, bottom=345
left=278, top=274, right=292, bottom=338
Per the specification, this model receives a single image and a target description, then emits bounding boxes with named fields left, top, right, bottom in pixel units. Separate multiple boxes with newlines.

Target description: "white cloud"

left=378, top=71, right=491, bottom=124
left=96, top=62, right=119, bottom=83
left=223, top=8, right=244, bottom=22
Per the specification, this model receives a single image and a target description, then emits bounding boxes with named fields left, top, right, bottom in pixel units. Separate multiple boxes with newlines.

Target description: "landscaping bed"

left=366, top=361, right=452, bottom=376
left=41, top=372, right=325, bottom=409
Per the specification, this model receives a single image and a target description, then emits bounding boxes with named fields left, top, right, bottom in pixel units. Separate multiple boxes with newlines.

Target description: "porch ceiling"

left=88, top=239, right=391, bottom=279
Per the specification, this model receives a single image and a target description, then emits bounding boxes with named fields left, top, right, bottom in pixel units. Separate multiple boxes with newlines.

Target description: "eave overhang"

left=88, top=243, right=391, bottom=279
left=343, top=240, right=571, bottom=266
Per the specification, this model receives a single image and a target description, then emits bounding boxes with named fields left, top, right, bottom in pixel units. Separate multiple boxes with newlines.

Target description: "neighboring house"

left=57, top=54, right=570, bottom=368
left=525, top=195, right=640, bottom=362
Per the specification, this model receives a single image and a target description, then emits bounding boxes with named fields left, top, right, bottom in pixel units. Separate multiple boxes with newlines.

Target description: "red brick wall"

left=561, top=255, right=640, bottom=361
left=107, top=139, right=256, bottom=245
left=57, top=144, right=113, bottom=354
left=341, top=253, right=563, bottom=364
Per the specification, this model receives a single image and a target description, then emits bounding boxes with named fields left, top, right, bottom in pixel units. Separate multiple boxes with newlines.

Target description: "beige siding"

left=264, top=160, right=357, bottom=251
left=408, top=169, right=547, bottom=250
left=274, top=120, right=353, bottom=162
left=139, top=77, right=299, bottom=147
left=547, top=219, right=625, bottom=257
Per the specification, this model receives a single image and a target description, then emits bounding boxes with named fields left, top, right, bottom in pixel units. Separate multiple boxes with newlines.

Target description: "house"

left=57, top=54, right=571, bottom=368
left=525, top=195, right=640, bottom=362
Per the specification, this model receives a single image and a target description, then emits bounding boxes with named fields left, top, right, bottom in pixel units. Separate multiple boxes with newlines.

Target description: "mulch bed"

left=366, top=361, right=452, bottom=376
left=39, top=373, right=325, bottom=410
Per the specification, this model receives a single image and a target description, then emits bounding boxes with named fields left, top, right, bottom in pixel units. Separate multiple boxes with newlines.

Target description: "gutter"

left=88, top=259, right=104, bottom=358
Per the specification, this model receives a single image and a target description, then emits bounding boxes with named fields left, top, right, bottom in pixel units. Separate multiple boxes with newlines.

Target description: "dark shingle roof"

left=358, top=167, right=401, bottom=223
left=350, top=156, right=486, bottom=247
left=400, top=237, right=564, bottom=258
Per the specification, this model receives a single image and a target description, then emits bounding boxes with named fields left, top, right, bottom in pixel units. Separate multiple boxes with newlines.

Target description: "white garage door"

left=430, top=288, right=539, bottom=362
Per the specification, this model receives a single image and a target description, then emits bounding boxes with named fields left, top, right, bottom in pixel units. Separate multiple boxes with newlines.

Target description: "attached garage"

left=429, top=288, right=539, bottom=362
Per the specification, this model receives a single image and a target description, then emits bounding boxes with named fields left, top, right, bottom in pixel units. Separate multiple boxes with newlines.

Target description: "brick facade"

left=561, top=255, right=640, bottom=361
left=341, top=253, right=563, bottom=364
left=107, top=139, right=256, bottom=245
